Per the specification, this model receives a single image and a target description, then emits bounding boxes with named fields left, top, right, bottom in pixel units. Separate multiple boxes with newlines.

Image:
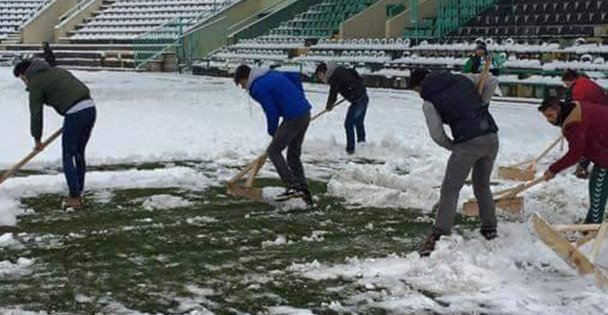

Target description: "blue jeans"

left=345, top=94, right=368, bottom=152
left=63, top=106, right=96, bottom=197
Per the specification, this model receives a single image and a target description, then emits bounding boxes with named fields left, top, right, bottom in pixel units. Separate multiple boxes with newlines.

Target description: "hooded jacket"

left=549, top=101, right=608, bottom=174
left=247, top=68, right=312, bottom=136
left=25, top=60, right=91, bottom=140
left=569, top=76, right=608, bottom=106
left=325, top=63, right=366, bottom=107
left=420, top=71, right=498, bottom=145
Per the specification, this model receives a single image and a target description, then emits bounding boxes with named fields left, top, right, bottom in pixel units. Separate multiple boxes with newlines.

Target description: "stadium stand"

left=66, top=0, right=233, bottom=43
left=449, top=0, right=608, bottom=39
left=0, top=0, right=51, bottom=43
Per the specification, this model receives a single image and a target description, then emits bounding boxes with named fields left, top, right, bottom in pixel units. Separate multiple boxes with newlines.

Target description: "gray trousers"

left=267, top=112, right=311, bottom=188
left=434, top=133, right=499, bottom=235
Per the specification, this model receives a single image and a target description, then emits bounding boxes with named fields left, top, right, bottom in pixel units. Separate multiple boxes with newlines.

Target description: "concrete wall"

left=22, top=0, right=78, bottom=44
left=54, top=0, right=104, bottom=42
left=385, top=0, right=436, bottom=38
left=340, top=0, right=403, bottom=39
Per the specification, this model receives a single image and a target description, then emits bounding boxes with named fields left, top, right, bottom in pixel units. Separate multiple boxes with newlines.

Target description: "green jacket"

left=25, top=61, right=90, bottom=140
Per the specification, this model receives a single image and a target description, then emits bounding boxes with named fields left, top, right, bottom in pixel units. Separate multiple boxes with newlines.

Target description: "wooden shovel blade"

left=498, top=166, right=536, bottom=182
left=226, top=183, right=263, bottom=202
left=462, top=196, right=524, bottom=216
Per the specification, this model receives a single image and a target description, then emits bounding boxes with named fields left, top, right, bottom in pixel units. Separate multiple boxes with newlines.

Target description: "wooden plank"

left=590, top=221, right=608, bottom=263
left=553, top=224, right=601, bottom=233
left=531, top=213, right=596, bottom=275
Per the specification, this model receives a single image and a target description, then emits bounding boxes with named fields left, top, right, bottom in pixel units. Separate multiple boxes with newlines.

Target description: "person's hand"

left=33, top=140, right=43, bottom=152
left=325, top=104, right=334, bottom=112
left=543, top=170, right=555, bottom=181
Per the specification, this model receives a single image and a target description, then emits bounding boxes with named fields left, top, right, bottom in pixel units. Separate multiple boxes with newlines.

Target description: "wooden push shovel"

left=462, top=176, right=544, bottom=216
left=531, top=213, right=608, bottom=288
left=0, top=128, right=63, bottom=186
left=226, top=99, right=347, bottom=202
left=498, top=136, right=563, bottom=182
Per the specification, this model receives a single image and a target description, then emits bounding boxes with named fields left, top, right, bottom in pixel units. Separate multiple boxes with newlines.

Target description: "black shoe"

left=346, top=149, right=355, bottom=155
left=273, top=187, right=306, bottom=202
left=480, top=227, right=498, bottom=240
left=418, top=232, right=441, bottom=257
left=302, top=188, right=314, bottom=207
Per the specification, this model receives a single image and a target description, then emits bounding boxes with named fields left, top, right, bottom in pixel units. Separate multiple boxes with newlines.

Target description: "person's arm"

left=29, top=87, right=44, bottom=142
left=548, top=123, right=585, bottom=174
left=326, top=82, right=338, bottom=110
left=251, top=89, right=279, bottom=136
left=462, top=73, right=498, bottom=104
left=423, top=101, right=452, bottom=150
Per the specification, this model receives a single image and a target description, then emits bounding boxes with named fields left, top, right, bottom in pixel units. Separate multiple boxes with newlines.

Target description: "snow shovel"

left=498, top=136, right=563, bottom=182
left=0, top=128, right=63, bottom=186
left=226, top=99, right=347, bottom=201
left=462, top=176, right=544, bottom=216
left=531, top=213, right=608, bottom=288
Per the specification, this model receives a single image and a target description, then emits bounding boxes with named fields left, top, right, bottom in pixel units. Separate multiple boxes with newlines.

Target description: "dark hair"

left=315, top=62, right=327, bottom=74
left=476, top=42, right=487, bottom=53
left=538, top=96, right=561, bottom=112
left=561, top=69, right=578, bottom=82
left=407, top=68, right=430, bottom=89
left=233, top=64, right=251, bottom=85
left=13, top=59, right=31, bottom=77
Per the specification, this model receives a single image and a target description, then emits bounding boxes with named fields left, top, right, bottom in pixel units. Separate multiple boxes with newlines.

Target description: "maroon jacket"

left=571, top=76, right=608, bottom=105
left=549, top=101, right=608, bottom=174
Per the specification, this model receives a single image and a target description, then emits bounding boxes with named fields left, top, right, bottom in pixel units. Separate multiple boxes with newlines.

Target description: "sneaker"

left=273, top=187, right=306, bottom=202
left=62, top=197, right=83, bottom=210
left=418, top=231, right=441, bottom=257
left=480, top=227, right=498, bottom=240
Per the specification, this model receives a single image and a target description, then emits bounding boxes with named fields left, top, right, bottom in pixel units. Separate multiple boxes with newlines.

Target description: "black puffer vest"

left=421, top=71, right=498, bottom=144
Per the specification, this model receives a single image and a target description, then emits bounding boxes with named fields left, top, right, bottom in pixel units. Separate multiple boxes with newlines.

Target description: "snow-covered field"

left=0, top=67, right=606, bottom=314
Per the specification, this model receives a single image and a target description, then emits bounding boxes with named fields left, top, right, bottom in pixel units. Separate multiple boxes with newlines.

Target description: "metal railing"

left=132, top=0, right=233, bottom=70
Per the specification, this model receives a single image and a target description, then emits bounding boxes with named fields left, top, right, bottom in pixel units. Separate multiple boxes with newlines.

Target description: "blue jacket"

left=248, top=69, right=312, bottom=136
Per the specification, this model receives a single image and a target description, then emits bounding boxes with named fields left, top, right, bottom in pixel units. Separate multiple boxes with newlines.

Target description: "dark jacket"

left=25, top=60, right=91, bottom=140
left=325, top=64, right=367, bottom=107
left=42, top=46, right=56, bottom=67
left=420, top=71, right=498, bottom=144
left=248, top=68, right=312, bottom=136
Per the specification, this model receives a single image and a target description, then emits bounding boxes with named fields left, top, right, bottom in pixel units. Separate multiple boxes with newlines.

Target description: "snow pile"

left=289, top=223, right=608, bottom=314
left=140, top=194, right=194, bottom=211
left=0, top=233, right=23, bottom=249
left=0, top=167, right=210, bottom=226
left=0, top=257, right=34, bottom=277
left=266, top=306, right=314, bottom=315
left=262, top=235, right=292, bottom=247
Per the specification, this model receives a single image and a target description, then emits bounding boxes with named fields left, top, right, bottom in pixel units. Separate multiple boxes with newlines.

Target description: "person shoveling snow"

left=234, top=64, right=313, bottom=206
left=407, top=68, right=500, bottom=256
left=539, top=97, right=608, bottom=224
left=13, top=59, right=96, bottom=210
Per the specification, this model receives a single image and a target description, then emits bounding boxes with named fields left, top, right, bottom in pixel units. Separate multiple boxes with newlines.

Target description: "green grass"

left=0, top=164, right=481, bottom=314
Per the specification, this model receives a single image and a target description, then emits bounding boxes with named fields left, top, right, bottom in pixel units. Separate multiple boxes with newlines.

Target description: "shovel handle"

left=0, top=128, right=63, bottom=186
left=500, top=177, right=545, bottom=198
left=477, top=56, right=492, bottom=95
left=533, top=136, right=563, bottom=163
left=311, top=98, right=347, bottom=121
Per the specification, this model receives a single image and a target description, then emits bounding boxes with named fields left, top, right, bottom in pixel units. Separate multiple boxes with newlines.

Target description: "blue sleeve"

left=251, top=87, right=279, bottom=136
left=283, top=72, right=304, bottom=93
